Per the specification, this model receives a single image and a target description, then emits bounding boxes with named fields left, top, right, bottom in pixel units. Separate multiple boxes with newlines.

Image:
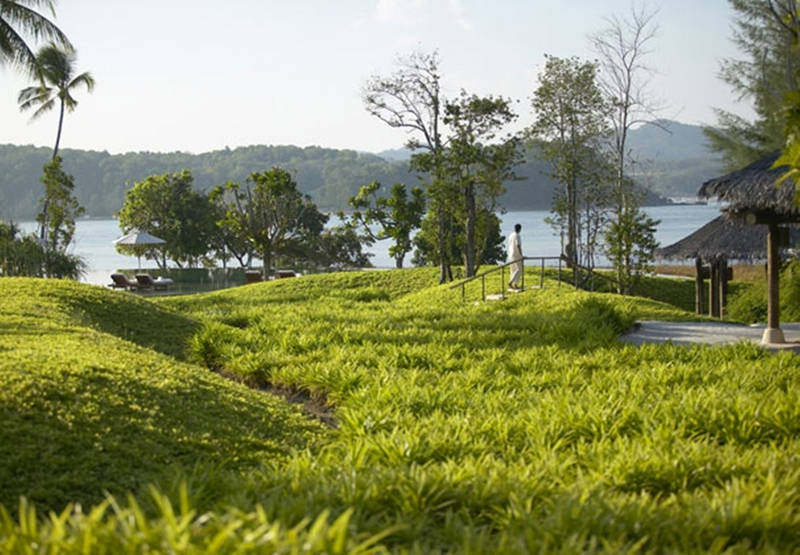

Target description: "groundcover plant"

left=1, top=269, right=798, bottom=552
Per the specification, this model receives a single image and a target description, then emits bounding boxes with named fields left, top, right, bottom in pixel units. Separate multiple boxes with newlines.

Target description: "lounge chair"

left=110, top=273, right=137, bottom=290
left=135, top=273, right=174, bottom=291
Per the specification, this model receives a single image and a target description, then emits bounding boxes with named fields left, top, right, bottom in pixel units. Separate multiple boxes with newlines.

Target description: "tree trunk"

left=262, top=248, right=272, bottom=279
left=464, top=182, right=476, bottom=277
left=436, top=203, right=450, bottom=284
left=395, top=256, right=403, bottom=269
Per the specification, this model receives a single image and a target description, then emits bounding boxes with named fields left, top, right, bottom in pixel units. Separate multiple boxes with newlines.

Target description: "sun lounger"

left=135, top=273, right=174, bottom=291
left=110, top=273, right=138, bottom=290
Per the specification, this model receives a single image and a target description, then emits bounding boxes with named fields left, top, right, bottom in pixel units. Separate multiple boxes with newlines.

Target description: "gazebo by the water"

left=698, top=151, right=800, bottom=344
left=657, top=215, right=800, bottom=317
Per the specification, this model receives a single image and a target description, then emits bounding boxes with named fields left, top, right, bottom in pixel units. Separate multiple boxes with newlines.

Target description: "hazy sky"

left=1, top=0, right=747, bottom=155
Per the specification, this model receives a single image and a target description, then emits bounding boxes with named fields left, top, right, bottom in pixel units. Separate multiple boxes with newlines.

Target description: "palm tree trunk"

left=39, top=99, right=66, bottom=242
left=53, top=98, right=65, bottom=160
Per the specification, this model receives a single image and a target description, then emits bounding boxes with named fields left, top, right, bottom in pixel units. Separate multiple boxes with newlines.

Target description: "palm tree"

left=18, top=42, right=94, bottom=159
left=0, top=0, right=71, bottom=75
left=18, top=42, right=93, bottom=240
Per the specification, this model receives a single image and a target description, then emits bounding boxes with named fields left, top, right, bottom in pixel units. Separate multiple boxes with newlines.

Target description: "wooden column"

left=719, top=257, right=729, bottom=319
left=709, top=258, right=720, bottom=318
left=695, top=256, right=705, bottom=315
left=763, top=222, right=785, bottom=343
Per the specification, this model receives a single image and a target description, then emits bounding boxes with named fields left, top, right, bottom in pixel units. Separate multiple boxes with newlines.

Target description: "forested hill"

left=0, top=143, right=667, bottom=220
left=378, top=120, right=728, bottom=199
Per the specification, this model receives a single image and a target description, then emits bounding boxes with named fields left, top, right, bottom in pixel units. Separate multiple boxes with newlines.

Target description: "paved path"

left=620, top=321, right=800, bottom=352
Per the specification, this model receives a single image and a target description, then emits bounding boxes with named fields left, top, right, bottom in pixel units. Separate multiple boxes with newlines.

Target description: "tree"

left=312, top=226, right=372, bottom=270
left=215, top=168, right=327, bottom=278
left=117, top=170, right=217, bottom=269
left=530, top=55, right=612, bottom=273
left=604, top=202, right=659, bottom=293
left=18, top=43, right=94, bottom=160
left=207, top=189, right=256, bottom=268
left=363, top=51, right=453, bottom=282
left=38, top=155, right=83, bottom=255
left=590, top=2, right=662, bottom=293
left=442, top=91, right=521, bottom=276
left=412, top=207, right=505, bottom=270
left=705, top=0, right=800, bottom=169
left=0, top=0, right=71, bottom=75
left=0, top=220, right=84, bottom=279
left=343, top=180, right=425, bottom=268
left=18, top=42, right=93, bottom=242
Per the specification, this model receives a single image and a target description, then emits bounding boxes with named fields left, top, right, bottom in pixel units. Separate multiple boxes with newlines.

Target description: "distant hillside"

left=628, top=119, right=714, bottom=161
left=378, top=119, right=726, bottom=199
left=0, top=143, right=668, bottom=221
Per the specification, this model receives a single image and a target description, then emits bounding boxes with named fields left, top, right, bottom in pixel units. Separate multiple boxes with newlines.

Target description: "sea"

left=16, top=203, right=723, bottom=286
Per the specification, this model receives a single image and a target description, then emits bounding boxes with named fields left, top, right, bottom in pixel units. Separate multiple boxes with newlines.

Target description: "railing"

left=450, top=256, right=563, bottom=302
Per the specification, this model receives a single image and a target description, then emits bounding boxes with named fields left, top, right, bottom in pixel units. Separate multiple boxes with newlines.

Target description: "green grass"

left=0, top=278, right=326, bottom=512
left=1, top=270, right=799, bottom=552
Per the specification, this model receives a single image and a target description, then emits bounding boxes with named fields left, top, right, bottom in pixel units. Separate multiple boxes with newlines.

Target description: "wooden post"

left=709, top=258, right=720, bottom=318
left=695, top=256, right=704, bottom=315
left=719, top=257, right=728, bottom=319
left=763, top=223, right=785, bottom=343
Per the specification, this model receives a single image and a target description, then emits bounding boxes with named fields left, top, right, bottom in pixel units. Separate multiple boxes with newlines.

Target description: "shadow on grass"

left=0, top=362, right=324, bottom=512
left=59, top=290, right=202, bottom=360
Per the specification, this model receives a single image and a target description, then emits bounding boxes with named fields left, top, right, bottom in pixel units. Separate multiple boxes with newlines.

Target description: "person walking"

left=508, top=223, right=523, bottom=289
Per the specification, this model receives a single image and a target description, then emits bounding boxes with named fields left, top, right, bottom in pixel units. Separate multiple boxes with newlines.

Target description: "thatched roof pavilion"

left=699, top=151, right=800, bottom=344
left=657, top=215, right=800, bottom=261
left=698, top=151, right=799, bottom=223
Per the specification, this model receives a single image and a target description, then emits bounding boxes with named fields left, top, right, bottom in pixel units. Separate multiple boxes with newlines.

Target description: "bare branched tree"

left=363, top=51, right=453, bottom=282
left=589, top=2, right=665, bottom=194
left=589, top=2, right=663, bottom=293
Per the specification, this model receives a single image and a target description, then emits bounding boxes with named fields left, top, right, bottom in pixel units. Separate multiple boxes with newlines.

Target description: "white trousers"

left=509, top=260, right=523, bottom=288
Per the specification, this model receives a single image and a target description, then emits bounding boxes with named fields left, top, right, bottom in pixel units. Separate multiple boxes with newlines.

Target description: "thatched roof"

left=656, top=215, right=800, bottom=261
left=698, top=152, right=800, bottom=222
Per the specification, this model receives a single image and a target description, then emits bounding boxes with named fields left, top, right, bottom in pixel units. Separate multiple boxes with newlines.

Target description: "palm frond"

left=0, top=1, right=71, bottom=50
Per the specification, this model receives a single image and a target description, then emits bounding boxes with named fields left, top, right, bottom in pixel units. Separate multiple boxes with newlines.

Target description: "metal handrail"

left=450, top=256, right=563, bottom=301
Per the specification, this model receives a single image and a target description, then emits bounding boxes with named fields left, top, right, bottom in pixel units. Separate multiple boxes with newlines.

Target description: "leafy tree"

left=441, top=91, right=521, bottom=276
left=604, top=202, right=659, bottom=293
left=343, top=180, right=425, bottom=268
left=312, top=226, right=372, bottom=270
left=18, top=42, right=93, bottom=241
left=0, top=0, right=71, bottom=75
left=38, top=155, right=83, bottom=255
left=117, top=170, right=217, bottom=269
left=413, top=207, right=505, bottom=270
left=590, top=2, right=662, bottom=293
left=207, top=189, right=255, bottom=268
left=215, top=168, right=327, bottom=278
left=0, top=220, right=84, bottom=278
left=531, top=55, right=612, bottom=273
left=705, top=0, right=800, bottom=169
left=363, top=51, right=453, bottom=282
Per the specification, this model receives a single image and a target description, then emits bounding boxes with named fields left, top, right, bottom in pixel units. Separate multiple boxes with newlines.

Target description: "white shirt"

left=508, top=231, right=522, bottom=261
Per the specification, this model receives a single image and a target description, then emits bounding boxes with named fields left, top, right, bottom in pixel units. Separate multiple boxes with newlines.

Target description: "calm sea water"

left=17, top=204, right=722, bottom=285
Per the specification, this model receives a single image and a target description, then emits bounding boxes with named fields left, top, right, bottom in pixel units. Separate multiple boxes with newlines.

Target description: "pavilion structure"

left=698, top=151, right=800, bottom=344
left=657, top=216, right=800, bottom=318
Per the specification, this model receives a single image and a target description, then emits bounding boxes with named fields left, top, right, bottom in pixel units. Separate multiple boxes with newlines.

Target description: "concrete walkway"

left=620, top=321, right=800, bottom=352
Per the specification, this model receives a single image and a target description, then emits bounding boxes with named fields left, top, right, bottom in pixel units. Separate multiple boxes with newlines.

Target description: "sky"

left=1, top=0, right=748, bottom=155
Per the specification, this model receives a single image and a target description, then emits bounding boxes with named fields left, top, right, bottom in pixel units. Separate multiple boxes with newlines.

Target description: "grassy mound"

left=3, top=269, right=800, bottom=551
left=0, top=278, right=326, bottom=511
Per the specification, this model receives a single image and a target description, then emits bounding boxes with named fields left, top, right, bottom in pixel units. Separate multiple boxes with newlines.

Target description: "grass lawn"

left=1, top=269, right=798, bottom=552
